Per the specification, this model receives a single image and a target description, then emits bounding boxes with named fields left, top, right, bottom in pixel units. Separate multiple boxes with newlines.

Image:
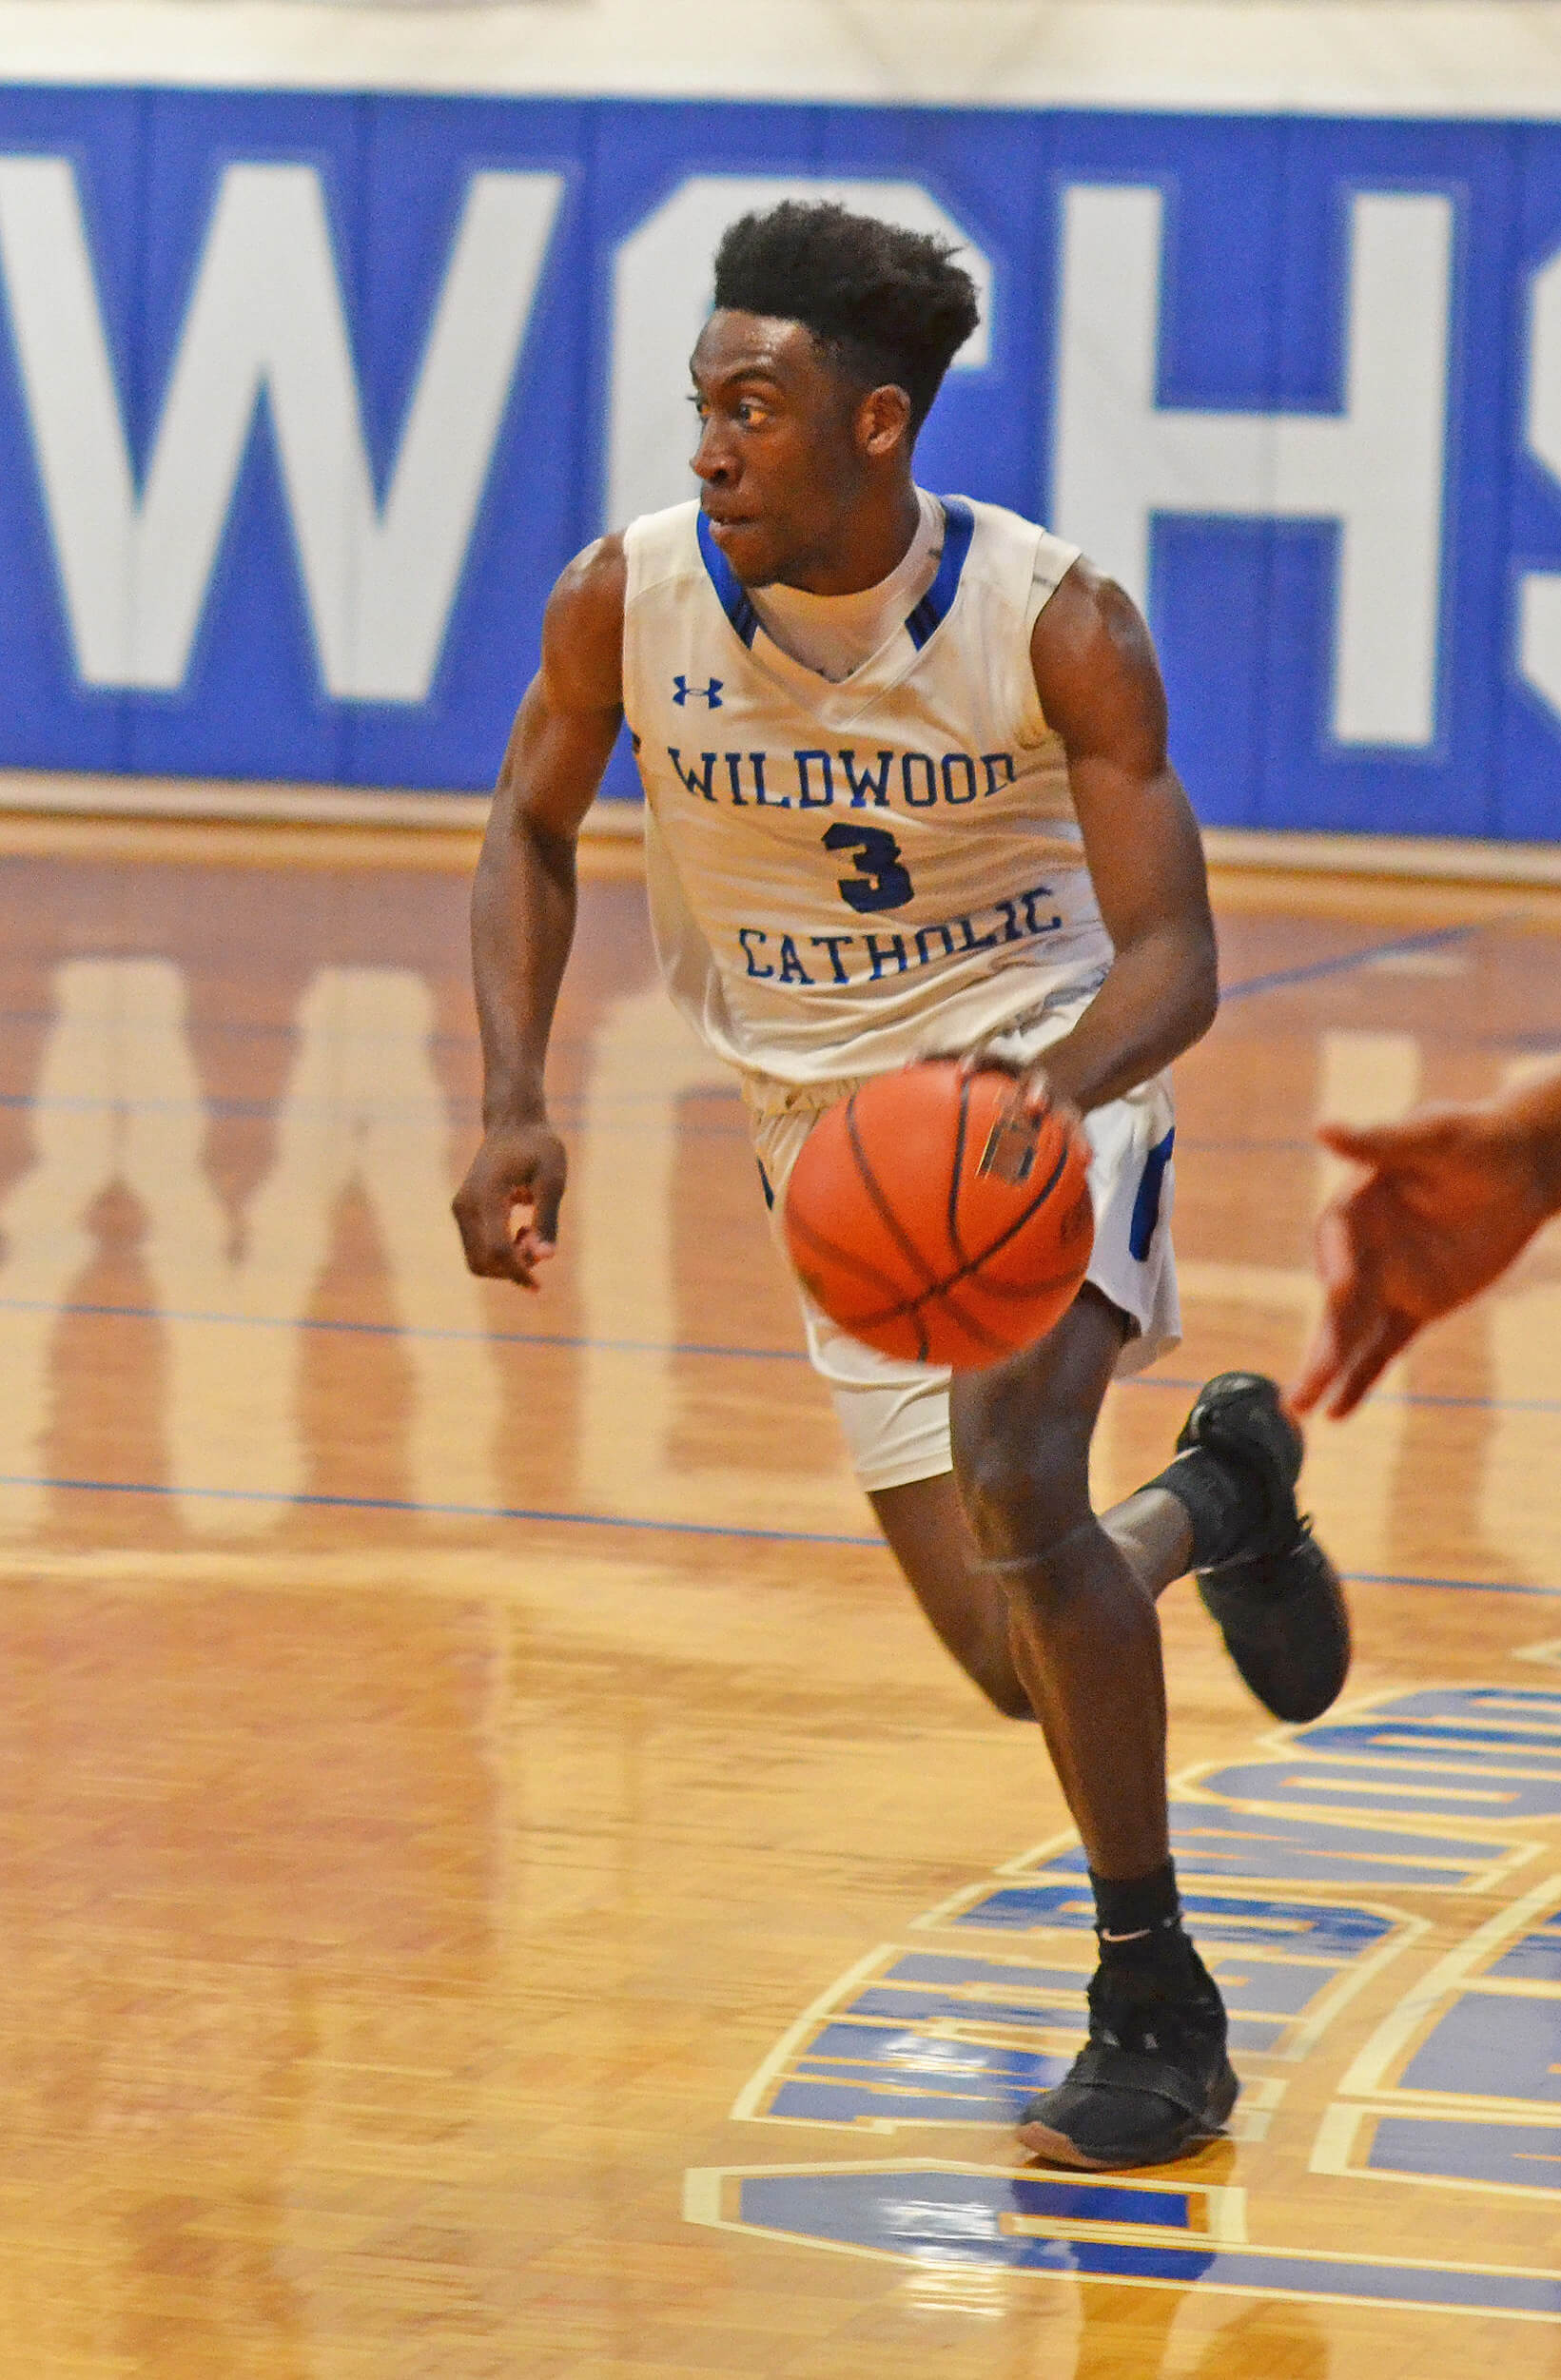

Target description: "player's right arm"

left=1292, top=1062, right=1561, bottom=1417
left=451, top=536, right=627, bottom=1290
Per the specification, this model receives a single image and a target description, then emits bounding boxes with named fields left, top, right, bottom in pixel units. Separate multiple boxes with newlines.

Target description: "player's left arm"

left=1012, top=558, right=1219, bottom=1115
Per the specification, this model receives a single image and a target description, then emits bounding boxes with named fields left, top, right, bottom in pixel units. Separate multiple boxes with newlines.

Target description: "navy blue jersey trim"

left=905, top=497, right=976, bottom=651
left=1129, top=1128, right=1176, bottom=1261
left=696, top=510, right=760, bottom=649
left=698, top=495, right=973, bottom=658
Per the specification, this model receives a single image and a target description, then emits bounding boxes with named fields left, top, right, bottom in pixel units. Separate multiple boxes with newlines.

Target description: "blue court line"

left=1219, top=921, right=1481, bottom=1003
left=10, top=1301, right=1561, bottom=1422
left=1346, top=1571, right=1561, bottom=1599
left=0, top=1472, right=879, bottom=1548
left=0, top=1296, right=810, bottom=1364
left=1, top=1470, right=1557, bottom=1590
left=1127, top=1371, right=1561, bottom=1418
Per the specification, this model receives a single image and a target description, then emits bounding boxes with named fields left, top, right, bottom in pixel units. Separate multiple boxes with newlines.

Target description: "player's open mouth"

left=702, top=512, right=758, bottom=543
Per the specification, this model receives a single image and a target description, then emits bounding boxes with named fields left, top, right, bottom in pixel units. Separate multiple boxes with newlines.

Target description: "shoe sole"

left=1017, top=2060, right=1240, bottom=2171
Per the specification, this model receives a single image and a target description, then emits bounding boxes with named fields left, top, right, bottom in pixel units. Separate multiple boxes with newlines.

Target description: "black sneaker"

left=1176, top=1372, right=1351, bottom=1725
left=1018, top=1940, right=1238, bottom=2170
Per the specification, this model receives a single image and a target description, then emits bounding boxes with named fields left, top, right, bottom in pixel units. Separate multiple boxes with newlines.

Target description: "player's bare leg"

left=870, top=1473, right=1192, bottom=1720
left=941, top=1283, right=1236, bottom=2167
left=869, top=1475, right=1035, bottom=1717
left=877, top=1378, right=1348, bottom=1734
left=950, top=1284, right=1175, bottom=1874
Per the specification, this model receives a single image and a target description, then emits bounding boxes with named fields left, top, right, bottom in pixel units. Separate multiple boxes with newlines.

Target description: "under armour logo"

left=673, top=675, right=724, bottom=709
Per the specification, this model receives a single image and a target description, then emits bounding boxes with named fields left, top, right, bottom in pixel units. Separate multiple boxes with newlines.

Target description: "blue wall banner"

left=2, top=85, right=1560, bottom=839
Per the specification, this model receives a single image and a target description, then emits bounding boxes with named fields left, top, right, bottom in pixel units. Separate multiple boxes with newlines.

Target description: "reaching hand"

left=452, top=1119, right=568, bottom=1292
left=1292, top=1101, right=1557, bottom=1418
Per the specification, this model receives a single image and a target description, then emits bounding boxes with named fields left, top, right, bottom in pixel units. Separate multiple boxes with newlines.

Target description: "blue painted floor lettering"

left=1364, top=2115, right=1561, bottom=2191
left=1198, top=1758, right=1561, bottom=1822
left=749, top=1900, right=1397, bottom=2128
left=706, top=2169, right=1561, bottom=2319
left=1299, top=1717, right=1561, bottom=1770
left=1489, top=1911, right=1561, bottom=1982
left=935, top=1889, right=1391, bottom=1959
left=1403, top=1993, right=1561, bottom=2102
left=1337, top=1687, right=1561, bottom=1729
left=711, top=1683, right=1561, bottom=2313
left=1014, top=1812, right=1503, bottom=1889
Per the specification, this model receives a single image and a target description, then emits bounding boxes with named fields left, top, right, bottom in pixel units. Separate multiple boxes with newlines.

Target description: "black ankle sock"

left=1144, top=1447, right=1256, bottom=1570
left=1090, top=1859, right=1182, bottom=1955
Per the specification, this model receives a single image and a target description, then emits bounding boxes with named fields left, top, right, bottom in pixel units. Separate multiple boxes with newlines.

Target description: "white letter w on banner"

left=0, top=157, right=562, bottom=700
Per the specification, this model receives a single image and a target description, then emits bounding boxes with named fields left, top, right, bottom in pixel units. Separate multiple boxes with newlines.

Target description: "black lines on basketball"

left=786, top=1207, right=934, bottom=1362
left=946, top=1074, right=972, bottom=1269
left=783, top=1062, right=1094, bottom=1371
left=890, top=1281, right=1010, bottom=1355
left=948, top=1138, right=1073, bottom=1289
left=845, top=1092, right=942, bottom=1291
left=947, top=1262, right=1089, bottom=1306
left=785, top=1204, right=912, bottom=1308
left=847, top=1273, right=1009, bottom=1357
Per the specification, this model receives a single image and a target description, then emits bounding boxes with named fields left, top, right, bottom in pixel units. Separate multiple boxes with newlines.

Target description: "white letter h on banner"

left=1052, top=185, right=1454, bottom=748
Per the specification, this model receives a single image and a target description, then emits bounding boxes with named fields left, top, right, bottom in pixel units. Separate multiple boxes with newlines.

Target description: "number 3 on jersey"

left=823, top=822, right=915, bottom=914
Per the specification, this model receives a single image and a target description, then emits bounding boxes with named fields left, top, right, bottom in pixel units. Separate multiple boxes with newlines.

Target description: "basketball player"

left=454, top=203, right=1347, bottom=2171
left=1294, top=1060, right=1561, bottom=1417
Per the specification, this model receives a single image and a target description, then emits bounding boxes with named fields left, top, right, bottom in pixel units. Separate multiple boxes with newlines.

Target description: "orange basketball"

left=783, top=1060, right=1095, bottom=1369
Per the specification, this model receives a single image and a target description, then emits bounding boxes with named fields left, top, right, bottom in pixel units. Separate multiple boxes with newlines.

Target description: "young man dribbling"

left=454, top=202, right=1348, bottom=2170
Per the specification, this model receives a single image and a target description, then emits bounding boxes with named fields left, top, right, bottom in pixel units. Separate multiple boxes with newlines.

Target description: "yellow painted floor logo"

left=689, top=1683, right=1561, bottom=2320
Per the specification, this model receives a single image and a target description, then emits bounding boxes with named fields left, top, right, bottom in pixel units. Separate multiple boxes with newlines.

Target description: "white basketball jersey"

left=622, top=494, right=1115, bottom=1085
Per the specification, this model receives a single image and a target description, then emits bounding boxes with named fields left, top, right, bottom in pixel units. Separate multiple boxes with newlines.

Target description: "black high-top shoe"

left=1174, top=1372, right=1351, bottom=1725
left=1019, top=1936, right=1238, bottom=2170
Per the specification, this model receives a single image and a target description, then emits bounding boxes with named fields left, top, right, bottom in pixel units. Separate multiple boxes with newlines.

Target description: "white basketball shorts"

left=743, top=1005, right=1181, bottom=1493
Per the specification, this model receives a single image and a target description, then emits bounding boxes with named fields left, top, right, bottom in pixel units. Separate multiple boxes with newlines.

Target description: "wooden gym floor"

left=0, top=808, right=1557, bottom=2377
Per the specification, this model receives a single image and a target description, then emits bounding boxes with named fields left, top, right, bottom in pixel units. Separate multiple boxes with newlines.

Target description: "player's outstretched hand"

left=452, top=1120, right=567, bottom=1292
left=1292, top=1101, right=1557, bottom=1419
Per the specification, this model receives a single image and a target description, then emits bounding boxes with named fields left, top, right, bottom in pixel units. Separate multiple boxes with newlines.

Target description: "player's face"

left=689, top=312, right=875, bottom=587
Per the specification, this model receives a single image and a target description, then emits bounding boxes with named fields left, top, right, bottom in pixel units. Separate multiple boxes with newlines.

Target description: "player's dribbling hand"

left=1292, top=1102, right=1555, bottom=1418
left=452, top=1120, right=568, bottom=1292
left=955, top=1045, right=1083, bottom=1136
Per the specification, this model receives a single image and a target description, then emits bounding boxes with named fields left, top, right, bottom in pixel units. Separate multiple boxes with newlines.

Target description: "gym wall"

left=1, top=0, right=1559, bottom=841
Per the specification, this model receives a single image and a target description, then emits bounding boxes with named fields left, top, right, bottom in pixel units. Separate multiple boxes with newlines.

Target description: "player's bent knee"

left=954, top=1430, right=1094, bottom=1565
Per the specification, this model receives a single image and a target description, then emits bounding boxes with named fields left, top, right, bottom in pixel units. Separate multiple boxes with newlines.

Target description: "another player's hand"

left=452, top=1119, right=567, bottom=1292
left=1292, top=1102, right=1555, bottom=1419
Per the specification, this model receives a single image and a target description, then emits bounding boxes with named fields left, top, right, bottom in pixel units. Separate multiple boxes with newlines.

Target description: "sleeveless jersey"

left=622, top=494, right=1114, bottom=1085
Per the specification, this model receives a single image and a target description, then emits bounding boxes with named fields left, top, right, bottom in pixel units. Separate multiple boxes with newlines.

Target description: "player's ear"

left=858, top=382, right=913, bottom=458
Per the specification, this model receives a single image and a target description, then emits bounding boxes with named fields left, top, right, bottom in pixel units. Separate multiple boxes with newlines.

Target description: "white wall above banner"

left=7, top=0, right=1561, bottom=116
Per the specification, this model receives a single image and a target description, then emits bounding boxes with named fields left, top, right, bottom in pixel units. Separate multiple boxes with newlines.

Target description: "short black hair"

left=712, top=200, right=980, bottom=439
